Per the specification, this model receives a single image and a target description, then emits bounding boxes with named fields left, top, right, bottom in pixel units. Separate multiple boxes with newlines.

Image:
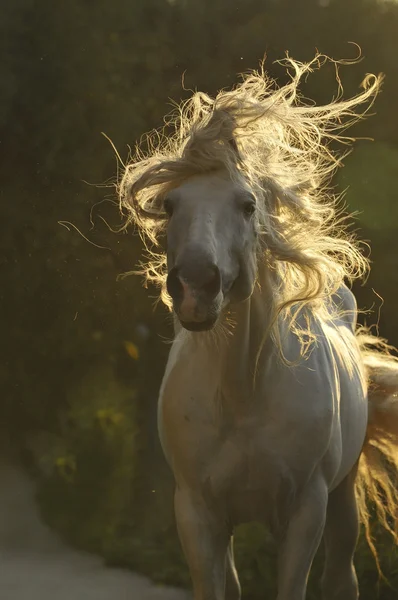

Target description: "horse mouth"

left=179, top=316, right=218, bottom=332
left=175, top=291, right=223, bottom=332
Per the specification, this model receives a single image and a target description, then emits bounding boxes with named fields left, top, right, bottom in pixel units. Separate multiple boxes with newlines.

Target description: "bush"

left=35, top=364, right=140, bottom=554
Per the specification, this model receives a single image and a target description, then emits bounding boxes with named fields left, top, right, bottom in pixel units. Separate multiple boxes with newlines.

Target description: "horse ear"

left=213, top=108, right=244, bottom=166
left=228, top=136, right=239, bottom=155
left=228, top=136, right=244, bottom=166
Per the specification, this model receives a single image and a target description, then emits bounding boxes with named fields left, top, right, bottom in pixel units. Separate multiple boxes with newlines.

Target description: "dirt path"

left=0, top=463, right=189, bottom=600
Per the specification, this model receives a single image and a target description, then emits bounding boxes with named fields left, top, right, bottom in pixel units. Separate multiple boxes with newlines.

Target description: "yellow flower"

left=123, top=340, right=140, bottom=360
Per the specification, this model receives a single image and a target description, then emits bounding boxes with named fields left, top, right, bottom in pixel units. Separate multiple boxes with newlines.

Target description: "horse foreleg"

left=276, top=475, right=328, bottom=600
left=321, top=468, right=359, bottom=600
left=174, top=486, right=229, bottom=600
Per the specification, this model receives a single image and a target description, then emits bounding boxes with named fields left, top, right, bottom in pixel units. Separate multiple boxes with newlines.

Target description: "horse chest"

left=159, top=366, right=304, bottom=511
left=158, top=331, right=337, bottom=523
left=159, top=381, right=300, bottom=523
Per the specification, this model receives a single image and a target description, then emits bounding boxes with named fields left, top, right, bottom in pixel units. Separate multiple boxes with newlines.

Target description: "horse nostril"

left=167, top=263, right=221, bottom=302
left=201, top=265, right=221, bottom=299
left=166, top=267, right=183, bottom=300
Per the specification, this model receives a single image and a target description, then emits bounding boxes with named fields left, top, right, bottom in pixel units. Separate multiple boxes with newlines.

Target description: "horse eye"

left=243, top=199, right=256, bottom=217
left=163, top=197, right=173, bottom=217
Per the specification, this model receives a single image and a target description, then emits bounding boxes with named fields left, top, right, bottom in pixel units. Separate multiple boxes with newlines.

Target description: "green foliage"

left=338, top=142, right=398, bottom=230
left=35, top=365, right=140, bottom=554
left=234, top=524, right=278, bottom=598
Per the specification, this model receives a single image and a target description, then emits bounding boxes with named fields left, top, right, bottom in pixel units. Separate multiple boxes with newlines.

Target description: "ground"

left=0, top=462, right=190, bottom=600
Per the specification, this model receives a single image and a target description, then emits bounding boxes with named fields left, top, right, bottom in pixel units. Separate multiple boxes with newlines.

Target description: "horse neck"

left=178, top=260, right=274, bottom=405
left=224, top=262, right=273, bottom=380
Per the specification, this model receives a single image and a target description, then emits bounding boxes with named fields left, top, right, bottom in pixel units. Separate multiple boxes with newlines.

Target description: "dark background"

left=1, top=1, right=398, bottom=598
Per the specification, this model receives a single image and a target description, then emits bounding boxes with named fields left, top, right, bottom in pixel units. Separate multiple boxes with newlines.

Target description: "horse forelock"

left=119, top=54, right=381, bottom=353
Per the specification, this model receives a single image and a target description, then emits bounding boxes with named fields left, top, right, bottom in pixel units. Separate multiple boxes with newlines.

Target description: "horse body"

left=120, top=58, right=398, bottom=599
left=159, top=276, right=368, bottom=520
left=158, top=262, right=373, bottom=599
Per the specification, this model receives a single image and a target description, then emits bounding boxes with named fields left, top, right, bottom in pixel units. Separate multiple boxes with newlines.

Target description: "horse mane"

left=119, top=54, right=382, bottom=350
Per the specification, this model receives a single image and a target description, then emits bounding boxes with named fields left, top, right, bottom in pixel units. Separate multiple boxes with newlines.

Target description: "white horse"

left=120, top=57, right=398, bottom=599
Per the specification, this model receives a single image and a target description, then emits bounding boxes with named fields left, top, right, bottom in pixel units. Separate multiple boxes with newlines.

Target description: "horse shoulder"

left=158, top=333, right=224, bottom=483
left=331, top=284, right=358, bottom=330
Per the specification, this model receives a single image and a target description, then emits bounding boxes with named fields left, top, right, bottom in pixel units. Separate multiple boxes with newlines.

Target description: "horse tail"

left=356, top=329, right=398, bottom=570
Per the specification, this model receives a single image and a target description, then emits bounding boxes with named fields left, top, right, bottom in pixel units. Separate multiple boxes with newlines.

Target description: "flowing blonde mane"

left=119, top=54, right=382, bottom=341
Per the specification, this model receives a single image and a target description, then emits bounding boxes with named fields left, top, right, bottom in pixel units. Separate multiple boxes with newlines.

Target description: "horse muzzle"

left=166, top=263, right=223, bottom=331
